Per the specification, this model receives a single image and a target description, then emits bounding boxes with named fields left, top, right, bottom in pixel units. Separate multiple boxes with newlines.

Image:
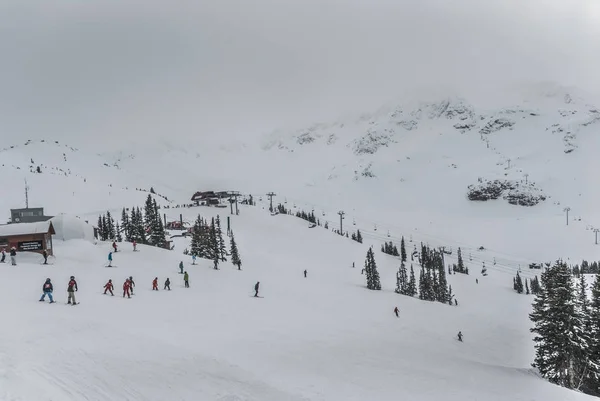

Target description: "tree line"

left=188, top=214, right=242, bottom=270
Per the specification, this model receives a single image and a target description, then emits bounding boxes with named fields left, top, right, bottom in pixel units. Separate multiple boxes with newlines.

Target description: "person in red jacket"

left=152, top=277, right=159, bottom=291
left=104, top=279, right=114, bottom=296
left=112, top=241, right=118, bottom=253
left=123, top=278, right=131, bottom=298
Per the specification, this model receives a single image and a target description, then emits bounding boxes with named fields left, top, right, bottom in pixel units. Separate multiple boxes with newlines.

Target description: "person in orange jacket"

left=104, top=279, right=114, bottom=296
left=152, top=277, right=159, bottom=291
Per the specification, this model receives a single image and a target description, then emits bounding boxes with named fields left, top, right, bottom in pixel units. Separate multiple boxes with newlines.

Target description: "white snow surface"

left=0, top=86, right=599, bottom=399
left=0, top=206, right=595, bottom=401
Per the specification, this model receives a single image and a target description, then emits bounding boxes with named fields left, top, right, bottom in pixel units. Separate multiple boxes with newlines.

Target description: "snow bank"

left=50, top=213, right=95, bottom=242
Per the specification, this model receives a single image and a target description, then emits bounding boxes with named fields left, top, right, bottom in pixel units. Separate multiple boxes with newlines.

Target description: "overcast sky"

left=0, top=0, right=598, bottom=146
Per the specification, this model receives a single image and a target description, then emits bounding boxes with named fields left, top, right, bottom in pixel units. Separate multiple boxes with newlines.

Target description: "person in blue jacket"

left=108, top=251, right=113, bottom=267
left=39, top=278, right=54, bottom=303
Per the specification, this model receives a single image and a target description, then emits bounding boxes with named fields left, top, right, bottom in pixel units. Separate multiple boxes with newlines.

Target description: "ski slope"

left=0, top=205, right=594, bottom=400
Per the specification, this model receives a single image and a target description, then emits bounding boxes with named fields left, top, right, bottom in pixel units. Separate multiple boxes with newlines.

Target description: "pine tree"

left=418, top=266, right=426, bottom=300
left=144, top=195, right=156, bottom=233
left=586, top=275, right=600, bottom=394
left=210, top=218, right=219, bottom=269
left=448, top=285, right=454, bottom=305
left=190, top=215, right=202, bottom=257
left=134, top=207, right=147, bottom=244
left=395, top=262, right=409, bottom=295
left=106, top=211, right=115, bottom=240
left=230, top=231, right=242, bottom=270
left=457, top=247, right=465, bottom=273
left=408, top=265, right=417, bottom=297
left=215, top=215, right=227, bottom=261
left=101, top=215, right=108, bottom=240
left=526, top=279, right=530, bottom=295
left=116, top=222, right=122, bottom=242
left=364, top=248, right=381, bottom=290
left=515, top=272, right=524, bottom=294
left=400, top=236, right=407, bottom=263
left=121, top=208, right=132, bottom=242
left=530, top=260, right=591, bottom=390
left=356, top=230, right=363, bottom=243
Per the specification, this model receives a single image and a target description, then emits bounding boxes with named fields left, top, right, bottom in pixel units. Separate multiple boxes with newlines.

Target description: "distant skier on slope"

left=254, top=281, right=260, bottom=297
left=457, top=331, right=463, bottom=342
left=394, top=307, right=399, bottom=318
left=112, top=241, right=118, bottom=253
left=192, top=254, right=197, bottom=265
left=164, top=278, right=171, bottom=291
left=107, top=251, right=113, bottom=267
left=39, top=278, right=55, bottom=303
left=152, top=277, right=159, bottom=291
left=1, top=248, right=5, bottom=263
left=104, top=279, right=114, bottom=296
left=67, top=276, right=78, bottom=305
left=129, top=276, right=135, bottom=294
left=183, top=271, right=189, bottom=288
left=10, top=247, right=16, bottom=266
left=42, top=249, right=48, bottom=265
left=304, top=270, right=307, bottom=278
left=132, top=240, right=137, bottom=252
left=123, top=278, right=132, bottom=298
left=179, top=261, right=184, bottom=274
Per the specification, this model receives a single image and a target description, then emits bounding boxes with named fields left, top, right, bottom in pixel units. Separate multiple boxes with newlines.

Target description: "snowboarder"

left=179, top=261, right=184, bottom=274
left=10, top=247, right=16, bottom=266
left=42, top=249, right=48, bottom=265
left=39, top=278, right=54, bottom=303
left=67, top=276, right=78, bottom=305
left=123, top=278, right=131, bottom=298
left=192, top=254, right=196, bottom=265
left=129, top=276, right=135, bottom=294
left=104, top=279, right=114, bottom=296
left=394, top=306, right=399, bottom=317
left=152, top=277, right=159, bottom=291
left=254, top=281, right=260, bottom=297
left=164, top=278, right=171, bottom=291
left=0, top=249, right=5, bottom=263
left=107, top=251, right=113, bottom=267
left=132, top=240, right=137, bottom=251
left=183, top=271, right=189, bottom=288
left=457, top=331, right=463, bottom=342
left=112, top=241, right=118, bottom=253
left=304, top=269, right=307, bottom=278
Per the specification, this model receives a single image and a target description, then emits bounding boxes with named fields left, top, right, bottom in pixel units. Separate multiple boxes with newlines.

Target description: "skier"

left=129, top=276, right=135, bottom=294
left=104, top=279, right=114, bottom=296
left=152, top=277, right=159, bottom=291
left=132, top=240, right=137, bottom=252
left=39, top=278, right=55, bottom=303
left=123, top=278, right=131, bottom=298
left=454, top=299, right=458, bottom=306
left=254, top=281, right=260, bottom=297
left=0, top=249, right=5, bottom=263
left=457, top=331, right=463, bottom=342
left=107, top=251, right=113, bottom=267
left=112, top=241, right=118, bottom=253
left=476, top=278, right=478, bottom=284
left=192, top=254, right=197, bottom=265
left=164, top=278, right=171, bottom=291
left=42, top=249, right=48, bottom=265
left=183, top=271, right=189, bottom=288
left=179, top=261, right=184, bottom=274
left=304, top=269, right=307, bottom=278
left=10, top=247, right=16, bottom=266
left=67, top=276, right=78, bottom=305
left=394, top=306, right=399, bottom=317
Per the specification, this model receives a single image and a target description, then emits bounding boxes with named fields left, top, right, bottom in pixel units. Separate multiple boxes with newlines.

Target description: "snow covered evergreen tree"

left=115, top=222, right=122, bottom=242
left=400, top=236, right=407, bottom=263
left=457, top=247, right=465, bottom=273
left=121, top=208, right=132, bottom=242
left=215, top=215, right=227, bottom=261
left=530, top=260, right=591, bottom=390
left=190, top=215, right=202, bottom=257
left=586, top=275, right=600, bottom=395
left=209, top=217, right=219, bottom=269
left=515, top=272, right=524, bottom=294
left=364, top=247, right=381, bottom=290
left=105, top=211, right=115, bottom=240
left=144, top=194, right=156, bottom=230
left=408, top=265, right=417, bottom=297
left=230, top=231, right=242, bottom=270
left=395, top=262, right=409, bottom=295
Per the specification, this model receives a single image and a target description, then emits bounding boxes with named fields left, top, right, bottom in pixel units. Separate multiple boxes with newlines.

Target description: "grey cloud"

left=0, top=0, right=598, bottom=147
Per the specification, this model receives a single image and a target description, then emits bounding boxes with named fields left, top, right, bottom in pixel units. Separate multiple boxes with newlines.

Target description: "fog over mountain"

left=1, top=0, right=599, bottom=149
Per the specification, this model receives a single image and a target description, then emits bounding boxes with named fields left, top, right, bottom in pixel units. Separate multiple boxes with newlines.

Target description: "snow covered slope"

left=0, top=205, right=594, bottom=401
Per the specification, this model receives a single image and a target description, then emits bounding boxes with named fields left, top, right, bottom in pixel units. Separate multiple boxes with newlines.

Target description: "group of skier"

left=0, top=247, right=18, bottom=266
left=39, top=276, right=78, bottom=305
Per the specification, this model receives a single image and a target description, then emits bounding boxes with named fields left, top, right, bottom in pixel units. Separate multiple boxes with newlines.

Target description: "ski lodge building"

left=0, top=221, right=56, bottom=256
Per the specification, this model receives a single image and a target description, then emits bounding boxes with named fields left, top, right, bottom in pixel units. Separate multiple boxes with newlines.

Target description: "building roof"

left=0, top=221, right=56, bottom=237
